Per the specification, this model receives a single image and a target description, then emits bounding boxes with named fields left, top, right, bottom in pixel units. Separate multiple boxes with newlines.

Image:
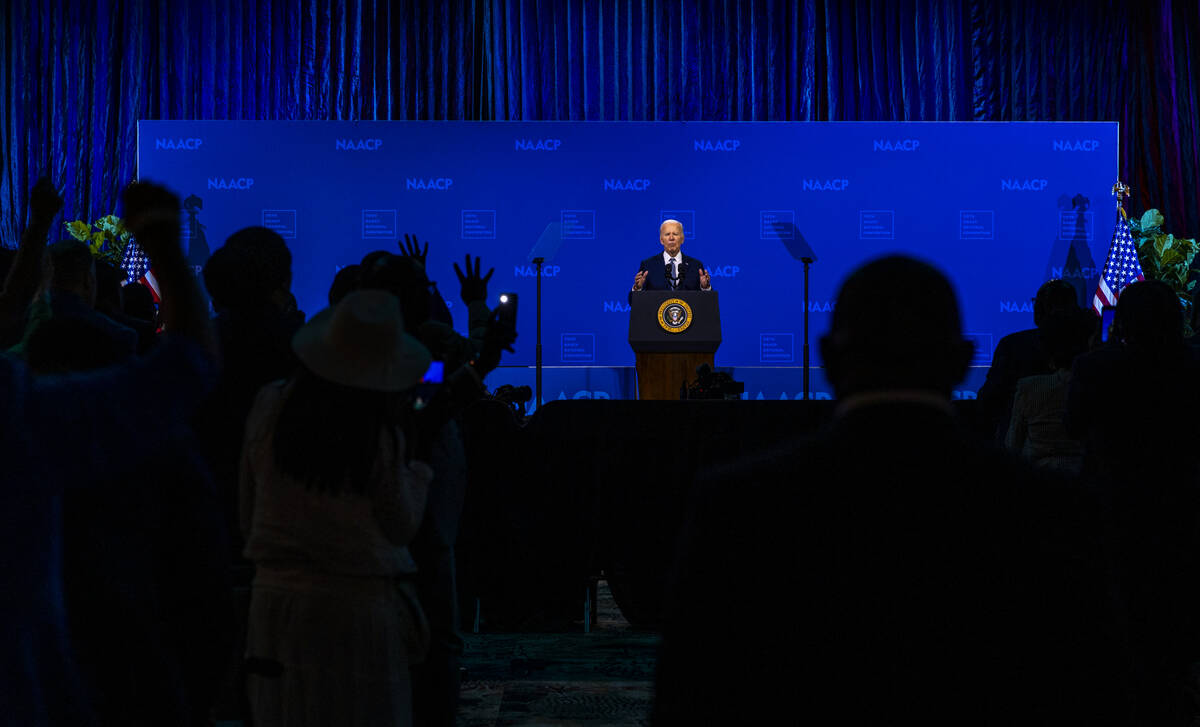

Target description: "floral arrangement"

left=64, top=215, right=132, bottom=267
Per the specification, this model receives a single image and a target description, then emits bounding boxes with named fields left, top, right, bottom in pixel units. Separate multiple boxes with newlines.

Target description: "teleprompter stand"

left=772, top=221, right=819, bottom=399
left=526, top=223, right=563, bottom=411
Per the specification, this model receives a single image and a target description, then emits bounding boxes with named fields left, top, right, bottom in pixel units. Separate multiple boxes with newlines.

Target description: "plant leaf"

left=64, top=220, right=91, bottom=241
left=1141, top=208, right=1165, bottom=231
left=1162, top=247, right=1185, bottom=267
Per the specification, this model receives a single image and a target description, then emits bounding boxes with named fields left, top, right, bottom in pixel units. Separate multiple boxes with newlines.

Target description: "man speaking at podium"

left=632, top=219, right=713, bottom=292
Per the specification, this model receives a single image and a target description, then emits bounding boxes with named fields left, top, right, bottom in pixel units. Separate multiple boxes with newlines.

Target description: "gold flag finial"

left=1112, top=181, right=1131, bottom=219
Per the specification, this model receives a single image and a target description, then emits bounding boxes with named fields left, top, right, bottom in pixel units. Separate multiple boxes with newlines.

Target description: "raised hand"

left=397, top=233, right=429, bottom=268
left=121, top=180, right=214, bottom=353
left=29, top=176, right=64, bottom=225
left=699, top=268, right=711, bottom=289
left=453, top=254, right=494, bottom=305
left=122, top=181, right=182, bottom=264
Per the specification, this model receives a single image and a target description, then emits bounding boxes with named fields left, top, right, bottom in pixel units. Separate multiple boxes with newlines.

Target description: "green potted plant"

left=1131, top=208, right=1197, bottom=334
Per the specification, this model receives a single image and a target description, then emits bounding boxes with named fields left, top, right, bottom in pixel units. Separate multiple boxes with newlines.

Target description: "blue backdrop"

left=138, top=120, right=1116, bottom=369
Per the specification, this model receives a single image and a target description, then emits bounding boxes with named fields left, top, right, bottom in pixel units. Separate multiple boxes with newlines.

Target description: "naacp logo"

left=1000, top=301, right=1035, bottom=313
left=873, top=139, right=919, bottom=151
left=515, top=139, right=561, bottom=151
left=406, top=178, right=453, bottom=190
left=335, top=138, right=383, bottom=151
left=657, top=298, right=693, bottom=333
left=1053, top=140, right=1100, bottom=151
left=155, top=138, right=202, bottom=150
left=694, top=139, right=741, bottom=151
left=1001, top=178, right=1048, bottom=191
left=802, top=179, right=849, bottom=191
left=604, top=178, right=651, bottom=191
left=207, top=177, right=254, bottom=190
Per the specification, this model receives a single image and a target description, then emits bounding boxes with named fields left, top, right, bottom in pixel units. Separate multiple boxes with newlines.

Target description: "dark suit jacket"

left=976, top=327, right=1051, bottom=438
left=655, top=400, right=1128, bottom=726
left=637, top=253, right=707, bottom=291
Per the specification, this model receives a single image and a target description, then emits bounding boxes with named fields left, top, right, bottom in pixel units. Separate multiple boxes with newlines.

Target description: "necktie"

left=669, top=259, right=677, bottom=289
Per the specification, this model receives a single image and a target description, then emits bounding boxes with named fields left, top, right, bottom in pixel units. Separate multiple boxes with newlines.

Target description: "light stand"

left=532, top=256, right=544, bottom=409
left=801, top=256, right=812, bottom=400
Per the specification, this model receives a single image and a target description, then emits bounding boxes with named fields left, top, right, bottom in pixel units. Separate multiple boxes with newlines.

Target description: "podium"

left=628, top=290, right=722, bottom=400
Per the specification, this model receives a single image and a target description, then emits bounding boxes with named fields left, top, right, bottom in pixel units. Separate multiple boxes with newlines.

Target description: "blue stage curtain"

left=2, top=0, right=1197, bottom=246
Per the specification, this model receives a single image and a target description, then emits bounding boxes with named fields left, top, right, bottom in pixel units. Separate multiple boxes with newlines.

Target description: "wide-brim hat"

left=292, top=289, right=432, bottom=392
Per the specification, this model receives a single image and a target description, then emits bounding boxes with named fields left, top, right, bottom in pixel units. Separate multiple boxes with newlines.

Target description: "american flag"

left=1091, top=212, right=1144, bottom=315
left=120, top=240, right=161, bottom=303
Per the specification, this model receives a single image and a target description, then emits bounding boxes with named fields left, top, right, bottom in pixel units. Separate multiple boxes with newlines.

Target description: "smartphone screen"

left=414, top=361, right=444, bottom=410
left=421, top=360, right=444, bottom=383
left=1100, top=306, right=1116, bottom=342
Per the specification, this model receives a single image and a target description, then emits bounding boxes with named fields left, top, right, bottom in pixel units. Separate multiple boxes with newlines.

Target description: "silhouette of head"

left=1032, top=279, right=1079, bottom=328
left=203, top=226, right=292, bottom=313
left=48, top=240, right=97, bottom=306
left=201, top=245, right=237, bottom=312
left=93, top=261, right=124, bottom=315
left=121, top=281, right=157, bottom=323
left=328, top=264, right=361, bottom=306
left=357, top=253, right=432, bottom=329
left=1112, top=280, right=1182, bottom=350
left=821, top=256, right=973, bottom=398
left=1038, top=307, right=1093, bottom=371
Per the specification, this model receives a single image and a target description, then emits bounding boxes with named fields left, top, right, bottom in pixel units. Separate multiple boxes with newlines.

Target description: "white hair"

left=659, top=219, right=684, bottom=234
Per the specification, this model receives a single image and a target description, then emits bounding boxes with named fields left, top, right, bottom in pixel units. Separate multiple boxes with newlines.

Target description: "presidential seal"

left=657, top=298, right=693, bottom=333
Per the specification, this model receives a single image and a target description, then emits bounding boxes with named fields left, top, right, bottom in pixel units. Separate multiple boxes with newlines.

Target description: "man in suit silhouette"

left=976, top=279, right=1081, bottom=438
left=654, top=256, right=1128, bottom=726
left=631, top=219, right=712, bottom=292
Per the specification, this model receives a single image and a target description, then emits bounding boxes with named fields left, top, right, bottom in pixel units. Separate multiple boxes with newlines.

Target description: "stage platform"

left=483, top=365, right=991, bottom=413
left=456, top=397, right=992, bottom=632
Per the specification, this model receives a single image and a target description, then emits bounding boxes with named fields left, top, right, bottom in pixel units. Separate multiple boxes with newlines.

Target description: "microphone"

left=678, top=261, right=689, bottom=285
left=664, top=262, right=673, bottom=288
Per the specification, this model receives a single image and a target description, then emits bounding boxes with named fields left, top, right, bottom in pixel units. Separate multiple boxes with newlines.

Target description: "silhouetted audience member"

left=197, top=226, right=304, bottom=565
left=0, top=177, right=220, bottom=726
left=1068, top=279, right=1200, bottom=726
left=1005, top=307, right=1093, bottom=474
left=240, top=290, right=434, bottom=727
left=13, top=239, right=138, bottom=369
left=328, top=263, right=361, bottom=306
left=92, top=260, right=123, bottom=312
left=42, top=287, right=231, bottom=727
left=358, top=246, right=514, bottom=727
left=95, top=260, right=158, bottom=354
left=121, top=279, right=159, bottom=331
left=977, top=279, right=1080, bottom=438
left=0, top=200, right=55, bottom=347
left=397, top=234, right=454, bottom=326
left=655, top=256, right=1127, bottom=726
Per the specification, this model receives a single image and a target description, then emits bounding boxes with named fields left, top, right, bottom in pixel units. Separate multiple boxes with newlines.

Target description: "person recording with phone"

left=631, top=219, right=713, bottom=293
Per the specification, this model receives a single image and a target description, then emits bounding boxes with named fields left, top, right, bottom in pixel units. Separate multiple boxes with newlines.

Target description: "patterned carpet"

left=456, top=582, right=660, bottom=726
